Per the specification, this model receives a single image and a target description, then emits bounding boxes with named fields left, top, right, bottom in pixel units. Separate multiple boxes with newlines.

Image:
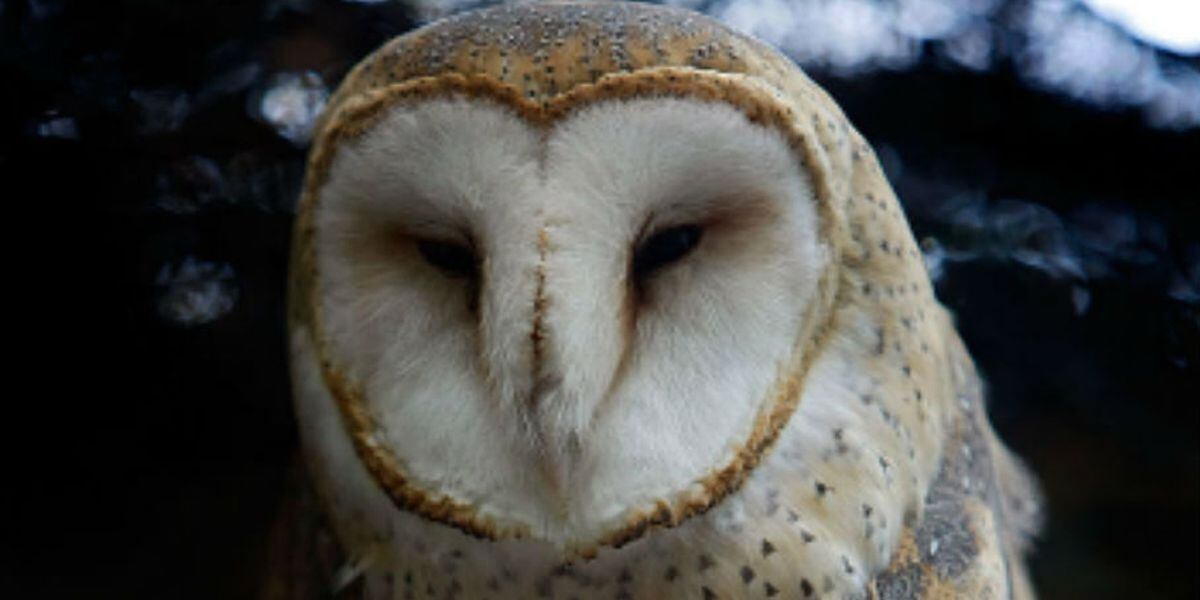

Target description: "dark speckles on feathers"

left=833, top=428, right=850, bottom=454
left=765, top=488, right=781, bottom=516
left=761, top=538, right=776, bottom=557
left=815, top=481, right=832, bottom=497
left=740, top=565, right=755, bottom=584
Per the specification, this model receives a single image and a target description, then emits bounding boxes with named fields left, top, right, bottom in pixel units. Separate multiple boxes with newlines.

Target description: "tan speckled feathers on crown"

left=322, top=1, right=823, bottom=123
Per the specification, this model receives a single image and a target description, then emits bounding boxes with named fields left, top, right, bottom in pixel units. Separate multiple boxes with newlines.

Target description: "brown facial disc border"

left=291, top=66, right=845, bottom=555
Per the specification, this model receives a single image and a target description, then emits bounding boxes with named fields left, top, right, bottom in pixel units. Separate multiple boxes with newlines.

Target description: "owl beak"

left=476, top=223, right=629, bottom=502
left=525, top=252, right=584, bottom=496
left=527, top=373, right=581, bottom=497
left=521, top=228, right=631, bottom=501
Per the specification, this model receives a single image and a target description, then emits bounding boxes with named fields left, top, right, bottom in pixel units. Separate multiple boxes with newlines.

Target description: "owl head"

left=289, top=1, right=940, bottom=560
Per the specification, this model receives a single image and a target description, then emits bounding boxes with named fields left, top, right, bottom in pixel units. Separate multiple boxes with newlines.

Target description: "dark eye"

left=417, top=239, right=478, bottom=279
left=632, top=224, right=703, bottom=278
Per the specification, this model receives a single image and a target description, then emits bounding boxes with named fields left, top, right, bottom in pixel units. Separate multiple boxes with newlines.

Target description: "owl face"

left=308, top=91, right=829, bottom=549
left=290, top=5, right=1040, bottom=597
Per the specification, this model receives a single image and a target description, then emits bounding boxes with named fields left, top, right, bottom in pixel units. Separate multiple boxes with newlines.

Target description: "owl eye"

left=417, top=239, right=479, bottom=279
left=632, top=224, right=703, bottom=278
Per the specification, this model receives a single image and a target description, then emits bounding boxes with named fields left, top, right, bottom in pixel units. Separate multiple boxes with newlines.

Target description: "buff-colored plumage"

left=276, top=2, right=1040, bottom=598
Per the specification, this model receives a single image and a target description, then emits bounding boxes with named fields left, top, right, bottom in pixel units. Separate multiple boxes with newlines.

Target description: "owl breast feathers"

left=278, top=2, right=1041, bottom=599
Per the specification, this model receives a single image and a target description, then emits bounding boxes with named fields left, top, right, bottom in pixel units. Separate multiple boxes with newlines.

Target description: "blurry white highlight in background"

left=1082, top=0, right=1200, bottom=55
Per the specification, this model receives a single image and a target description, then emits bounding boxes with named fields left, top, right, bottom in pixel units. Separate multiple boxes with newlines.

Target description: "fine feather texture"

left=289, top=286, right=955, bottom=598
left=313, top=97, right=827, bottom=545
left=287, top=2, right=1042, bottom=597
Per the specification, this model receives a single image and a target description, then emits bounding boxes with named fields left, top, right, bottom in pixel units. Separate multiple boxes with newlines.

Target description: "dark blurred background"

left=3, top=0, right=1196, bottom=597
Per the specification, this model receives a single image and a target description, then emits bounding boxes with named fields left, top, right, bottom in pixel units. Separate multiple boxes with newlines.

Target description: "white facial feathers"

left=312, top=97, right=827, bottom=544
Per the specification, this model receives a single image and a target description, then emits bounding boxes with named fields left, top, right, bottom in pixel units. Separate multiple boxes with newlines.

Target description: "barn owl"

left=276, top=2, right=1041, bottom=598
